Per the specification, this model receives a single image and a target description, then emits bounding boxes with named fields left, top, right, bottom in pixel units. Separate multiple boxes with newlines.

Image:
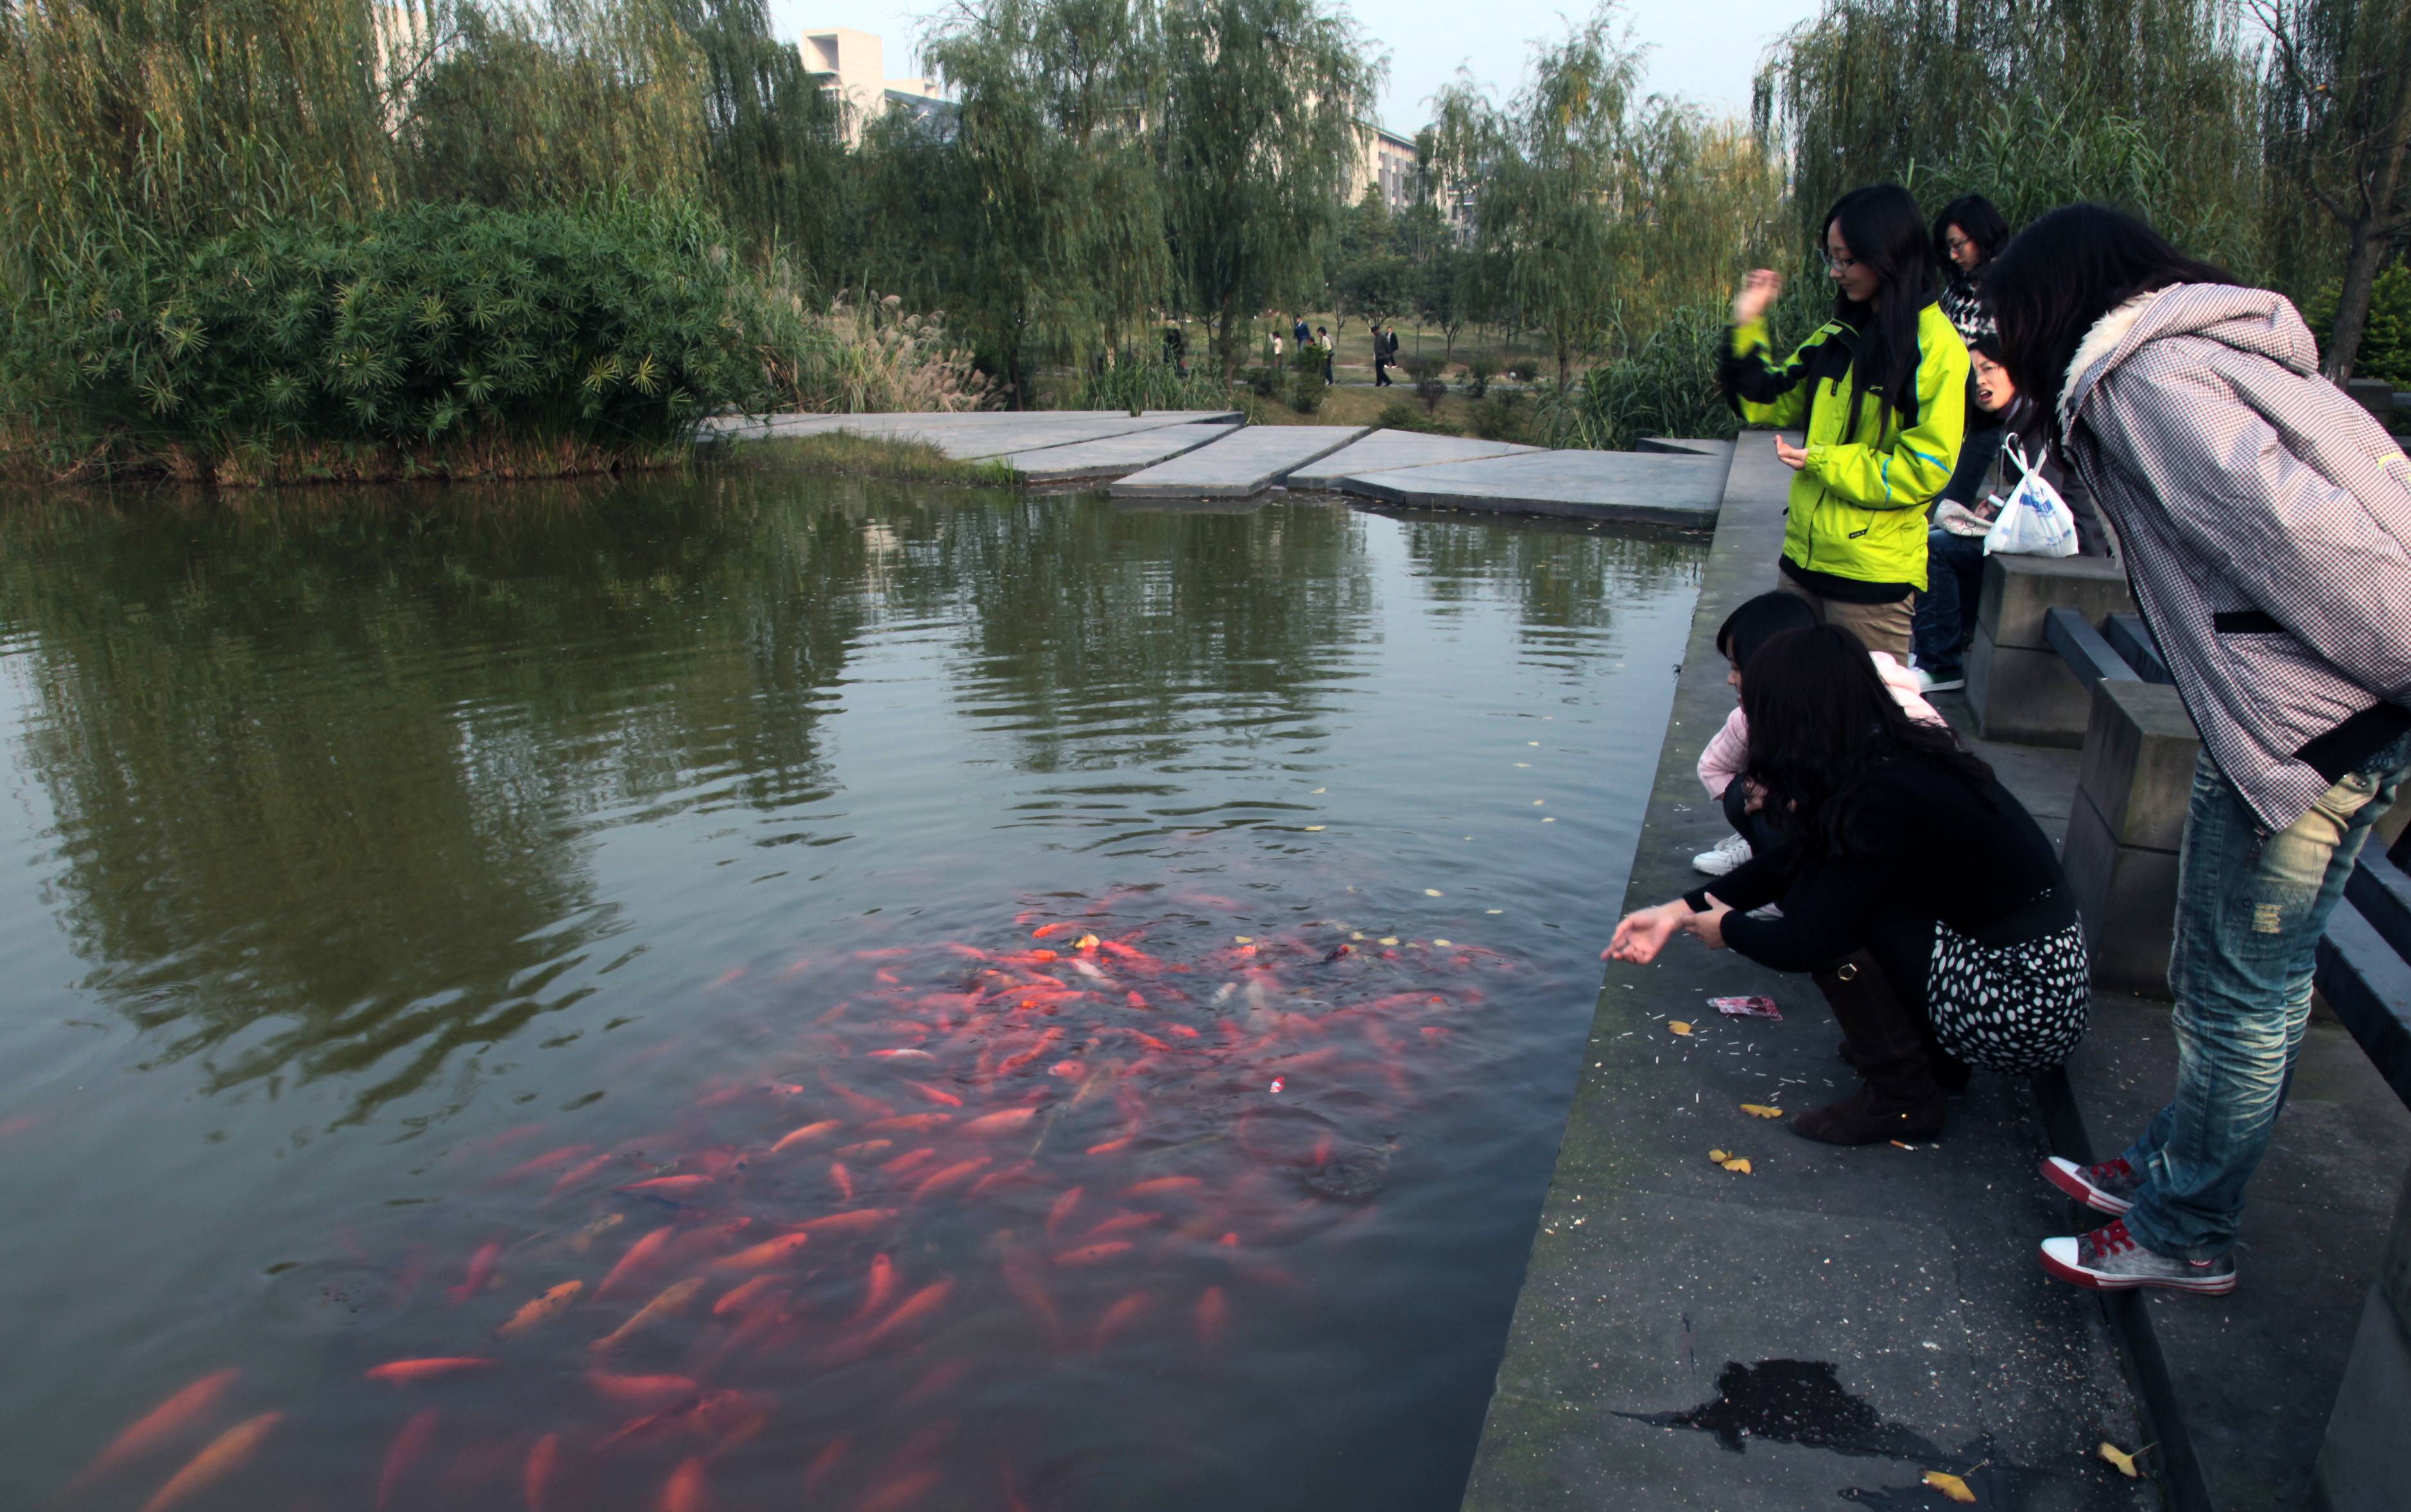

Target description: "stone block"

left=1975, top=553, right=2134, bottom=651
left=2313, top=1176, right=2411, bottom=1512
left=2074, top=679, right=2200, bottom=852
left=2062, top=788, right=2177, bottom=998
left=1967, top=629, right=2095, bottom=748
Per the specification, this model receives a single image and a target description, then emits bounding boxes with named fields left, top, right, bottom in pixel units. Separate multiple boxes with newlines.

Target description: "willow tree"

left=917, top=0, right=1171, bottom=402
left=2256, top=0, right=2411, bottom=379
left=1157, top=0, right=1381, bottom=380
left=1756, top=0, right=2268, bottom=276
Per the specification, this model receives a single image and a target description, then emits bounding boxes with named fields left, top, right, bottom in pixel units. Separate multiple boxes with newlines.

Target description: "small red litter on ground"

left=1708, top=996, right=1781, bottom=1021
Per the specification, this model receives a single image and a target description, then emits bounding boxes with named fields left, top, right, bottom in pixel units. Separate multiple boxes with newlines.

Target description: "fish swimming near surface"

left=365, top=1357, right=496, bottom=1386
left=590, top=1278, right=705, bottom=1353
left=1051, top=1241, right=1132, bottom=1267
left=1195, top=1285, right=1229, bottom=1351
left=910, top=1156, right=990, bottom=1203
left=139, top=1411, right=282, bottom=1512
left=711, top=1274, right=782, bottom=1318
left=854, top=1468, right=942, bottom=1512
left=859, top=1280, right=953, bottom=1348
left=768, top=1120, right=842, bottom=1156
left=849, top=1254, right=897, bottom=1325
left=377, top=1407, right=440, bottom=1511
left=445, top=1239, right=506, bottom=1306
left=523, top=1432, right=562, bottom=1512
left=589, top=1371, right=699, bottom=1408
left=497, top=1280, right=584, bottom=1338
left=829, top=1161, right=857, bottom=1201
left=598, top=1226, right=675, bottom=1300
left=798, top=1208, right=897, bottom=1238
left=710, top=1232, right=812, bottom=1272
left=1089, top=1292, right=1152, bottom=1353
left=63, top=1367, right=241, bottom=1494
left=658, top=1456, right=708, bottom=1512
left=958, top=1107, right=1039, bottom=1138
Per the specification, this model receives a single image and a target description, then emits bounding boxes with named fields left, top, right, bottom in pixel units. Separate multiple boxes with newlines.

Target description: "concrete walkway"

left=1333, top=445, right=1730, bottom=529
left=1461, top=438, right=2154, bottom=1511
left=1108, top=424, right=1367, bottom=497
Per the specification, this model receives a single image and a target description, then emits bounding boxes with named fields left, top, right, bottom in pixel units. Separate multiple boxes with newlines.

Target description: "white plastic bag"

left=1982, top=440, right=2079, bottom=558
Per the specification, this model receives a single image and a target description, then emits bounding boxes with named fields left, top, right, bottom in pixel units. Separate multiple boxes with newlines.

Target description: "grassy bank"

left=725, top=431, right=1020, bottom=486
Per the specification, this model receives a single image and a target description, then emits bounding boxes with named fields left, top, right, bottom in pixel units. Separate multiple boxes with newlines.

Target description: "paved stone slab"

left=1110, top=425, right=1368, bottom=498
left=699, top=411, right=1240, bottom=456
left=1005, top=423, right=1241, bottom=483
left=1338, top=447, right=1725, bottom=528
left=949, top=413, right=1240, bottom=460
left=1283, top=428, right=1547, bottom=488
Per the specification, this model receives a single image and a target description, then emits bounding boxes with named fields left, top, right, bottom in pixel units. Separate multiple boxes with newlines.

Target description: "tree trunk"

left=2320, top=61, right=2411, bottom=382
left=1216, top=296, right=1240, bottom=385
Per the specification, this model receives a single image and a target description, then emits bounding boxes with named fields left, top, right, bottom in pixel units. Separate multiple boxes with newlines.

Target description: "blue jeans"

left=1911, top=529, right=1986, bottom=678
left=2120, top=732, right=2411, bottom=1259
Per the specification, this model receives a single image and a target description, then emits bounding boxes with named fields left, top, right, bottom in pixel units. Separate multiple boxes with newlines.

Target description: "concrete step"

left=1110, top=425, right=1369, bottom=499
left=1005, top=423, right=1242, bottom=483
left=1284, top=428, right=1546, bottom=488
left=1336, top=447, right=1727, bottom=528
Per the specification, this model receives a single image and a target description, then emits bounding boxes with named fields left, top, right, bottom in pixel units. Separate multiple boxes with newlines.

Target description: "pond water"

left=0, top=469, right=1702, bottom=1512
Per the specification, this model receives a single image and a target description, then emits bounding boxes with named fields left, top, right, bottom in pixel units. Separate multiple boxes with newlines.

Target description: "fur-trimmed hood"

left=2057, top=283, right=2320, bottom=430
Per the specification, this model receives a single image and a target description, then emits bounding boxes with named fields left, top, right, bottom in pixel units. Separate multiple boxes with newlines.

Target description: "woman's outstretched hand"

left=1605, top=901, right=1688, bottom=965
left=1731, top=269, right=1783, bottom=326
left=1773, top=435, right=1808, bottom=470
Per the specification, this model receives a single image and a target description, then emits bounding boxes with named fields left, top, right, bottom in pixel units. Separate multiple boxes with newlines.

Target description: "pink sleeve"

left=1871, top=653, right=1947, bottom=726
left=1697, top=707, right=1749, bottom=798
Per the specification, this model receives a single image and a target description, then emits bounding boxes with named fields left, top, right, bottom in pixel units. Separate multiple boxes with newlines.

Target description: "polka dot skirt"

left=1925, top=918, right=2090, bottom=1073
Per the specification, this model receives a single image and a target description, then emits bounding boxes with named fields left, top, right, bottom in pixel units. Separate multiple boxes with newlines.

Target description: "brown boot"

left=1795, top=950, right=1947, bottom=1146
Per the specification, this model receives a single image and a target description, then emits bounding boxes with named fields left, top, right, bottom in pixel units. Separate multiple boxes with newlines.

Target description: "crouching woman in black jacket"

left=1608, top=626, right=2090, bottom=1143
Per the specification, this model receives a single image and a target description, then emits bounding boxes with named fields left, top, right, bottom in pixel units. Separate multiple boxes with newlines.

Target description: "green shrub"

left=1377, top=400, right=1458, bottom=436
left=3, top=198, right=831, bottom=483
left=1401, top=354, right=1443, bottom=384
left=1288, top=343, right=1329, bottom=413
left=1071, top=354, right=1234, bottom=415
left=1461, top=355, right=1498, bottom=399
left=1469, top=391, right=1534, bottom=443
left=1505, top=359, right=1540, bottom=382
left=1536, top=305, right=1740, bottom=451
left=2310, top=266, right=2411, bottom=390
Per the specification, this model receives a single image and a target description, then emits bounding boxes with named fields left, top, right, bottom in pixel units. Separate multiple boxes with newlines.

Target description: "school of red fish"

left=60, top=895, right=1517, bottom=1511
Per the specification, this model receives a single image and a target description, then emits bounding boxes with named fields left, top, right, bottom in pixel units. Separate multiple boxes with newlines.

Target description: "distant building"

left=1352, top=124, right=1425, bottom=215
left=800, top=28, right=948, bottom=145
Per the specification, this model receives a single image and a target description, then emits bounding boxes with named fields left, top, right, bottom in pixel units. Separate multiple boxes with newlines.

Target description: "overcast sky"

left=767, top=0, right=1827, bottom=132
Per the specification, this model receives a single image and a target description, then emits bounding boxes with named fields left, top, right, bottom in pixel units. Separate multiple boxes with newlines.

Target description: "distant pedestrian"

left=1317, top=325, right=1333, bottom=384
left=1721, top=184, right=1968, bottom=663
left=1931, top=194, right=2014, bottom=524
left=1272, top=332, right=1283, bottom=361
left=1610, top=624, right=2088, bottom=1146
left=1372, top=324, right=1395, bottom=387
left=1987, top=202, right=2411, bottom=1296
left=1294, top=316, right=1311, bottom=350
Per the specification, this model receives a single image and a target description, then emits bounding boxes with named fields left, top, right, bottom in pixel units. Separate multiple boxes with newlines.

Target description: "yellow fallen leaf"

left=1707, top=1149, right=1729, bottom=1164
left=1719, top=1157, right=1752, bottom=1174
left=1303, top=825, right=1326, bottom=832
left=1378, top=936, right=1398, bottom=946
left=1924, top=1470, right=1975, bottom=1502
left=1434, top=939, right=1452, bottom=947
left=1740, top=1103, right=1784, bottom=1119
left=1668, top=1021, right=1693, bottom=1036
left=1073, top=934, right=1100, bottom=950
left=1424, top=888, right=1444, bottom=897
left=2098, top=1441, right=2147, bottom=1479
left=1233, top=935, right=1254, bottom=944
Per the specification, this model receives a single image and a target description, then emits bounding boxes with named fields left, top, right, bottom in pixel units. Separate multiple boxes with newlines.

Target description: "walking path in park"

left=1460, top=436, right=2411, bottom=1511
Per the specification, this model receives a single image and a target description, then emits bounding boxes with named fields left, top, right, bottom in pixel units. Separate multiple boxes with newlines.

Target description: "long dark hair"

left=1715, top=590, right=1818, bottom=670
left=1740, top=626, right=1994, bottom=859
left=1931, top=194, right=2010, bottom=271
left=1982, top=203, right=2238, bottom=425
left=1824, top=184, right=1938, bottom=438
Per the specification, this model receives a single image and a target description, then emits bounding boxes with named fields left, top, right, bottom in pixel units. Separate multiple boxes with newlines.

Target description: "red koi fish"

left=523, top=1432, right=561, bottom=1512
left=589, top=1371, right=698, bottom=1408
left=1074, top=1212, right=1160, bottom=1243
left=864, top=1113, right=950, bottom=1135
left=659, top=1457, right=707, bottom=1512
left=804, top=1439, right=851, bottom=1497
left=904, top=1080, right=964, bottom=1108
left=830, top=1162, right=856, bottom=1201
left=548, top=1151, right=618, bottom=1201
left=966, top=1160, right=1037, bottom=1199
left=853, top=1469, right=941, bottom=1512
left=854, top=947, right=913, bottom=961
left=860, top=1280, right=953, bottom=1347
left=365, top=1357, right=495, bottom=1386
left=819, top=1069, right=897, bottom=1121
left=711, top=1232, right=811, bottom=1272
left=446, top=1239, right=506, bottom=1305
left=497, top=1280, right=583, bottom=1338
left=1045, top=1187, right=1085, bottom=1242
left=1195, top=1285, right=1229, bottom=1350
left=712, top=1274, right=782, bottom=1318
left=1030, top=922, right=1078, bottom=940
left=65, top=1367, right=241, bottom=1493
left=799, top=1208, right=898, bottom=1237
left=1121, top=1176, right=1204, bottom=1199
left=1052, top=1241, right=1133, bottom=1267
left=1000, top=1253, right=1064, bottom=1351
left=955, top=1099, right=1041, bottom=1138
left=769, top=1120, right=842, bottom=1155
left=139, top=1412, right=281, bottom=1512
left=598, top=1226, right=675, bottom=1300
left=1090, top=1292, right=1153, bottom=1353
left=850, top=1255, right=896, bottom=1325
left=378, top=1407, right=440, bottom=1511
left=834, top=1140, right=893, bottom=1160
left=880, top=1147, right=938, bottom=1176
left=619, top=1174, right=713, bottom=1196
left=910, top=1156, right=991, bottom=1202
left=589, top=1277, right=705, bottom=1353
left=501, top=1144, right=594, bottom=1184
left=1084, top=1137, right=1134, bottom=1156
left=898, top=1359, right=970, bottom=1410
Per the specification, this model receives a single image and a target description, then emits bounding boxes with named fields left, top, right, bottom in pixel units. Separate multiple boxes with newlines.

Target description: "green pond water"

left=0, top=468, right=1702, bottom=1512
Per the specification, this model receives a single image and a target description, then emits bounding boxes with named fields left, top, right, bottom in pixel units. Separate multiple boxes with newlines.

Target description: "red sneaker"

left=2041, top=1155, right=2140, bottom=1216
left=2039, top=1219, right=2236, bottom=1294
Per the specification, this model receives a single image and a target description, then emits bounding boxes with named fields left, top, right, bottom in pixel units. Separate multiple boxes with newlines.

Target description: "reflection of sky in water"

left=0, top=477, right=1701, bottom=1511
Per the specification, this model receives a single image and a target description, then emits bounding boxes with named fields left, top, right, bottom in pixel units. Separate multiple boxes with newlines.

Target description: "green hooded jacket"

left=1722, top=302, right=1969, bottom=592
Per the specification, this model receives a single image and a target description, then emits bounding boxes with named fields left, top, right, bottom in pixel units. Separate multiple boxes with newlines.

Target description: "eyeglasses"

left=1944, top=234, right=1974, bottom=255
left=1820, top=248, right=1861, bottom=272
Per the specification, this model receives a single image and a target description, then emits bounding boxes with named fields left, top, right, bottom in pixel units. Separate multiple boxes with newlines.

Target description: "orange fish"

left=966, top=1160, right=1037, bottom=1199
left=804, top=1439, right=852, bottom=1497
left=523, top=1432, right=561, bottom=1512
left=867, top=1047, right=935, bottom=1063
left=377, top=1407, right=440, bottom=1511
left=591, top=1276, right=705, bottom=1353
left=712, top=1274, right=783, bottom=1318
left=904, top=1080, right=964, bottom=1108
left=589, top=1371, right=699, bottom=1408
left=769, top=1120, right=842, bottom=1156
left=598, top=1225, right=675, bottom=1300
left=497, top=1280, right=583, bottom=1338
left=711, top=1232, right=811, bottom=1272
left=852, top=1468, right=942, bottom=1512
left=958, top=1107, right=1040, bottom=1137
left=863, top=1113, right=950, bottom=1135
left=860, top=1280, right=953, bottom=1347
left=830, top=1162, right=857, bottom=1202
left=446, top=1239, right=506, bottom=1305
left=365, top=1358, right=495, bottom=1386
left=139, top=1411, right=282, bottom=1512
left=1074, top=1212, right=1160, bottom=1242
left=1121, top=1176, right=1204, bottom=1199
left=548, top=1151, right=618, bottom=1201
left=897, top=1359, right=969, bottom=1409
left=799, top=1208, right=897, bottom=1237
left=880, top=1147, right=938, bottom=1176
left=1052, top=1241, right=1132, bottom=1267
left=65, top=1367, right=241, bottom=1493
left=659, top=1457, right=707, bottom=1512
left=910, top=1156, right=991, bottom=1202
left=818, top=1069, right=897, bottom=1120
left=1030, top=922, right=1077, bottom=940
left=834, top=1139, right=894, bottom=1160
left=1195, top=1285, right=1229, bottom=1350
left=1090, top=1292, right=1153, bottom=1352
left=1045, top=1187, right=1085, bottom=1241
left=850, top=1254, right=897, bottom=1324
left=1084, top=1137, right=1135, bottom=1155
left=500, top=1143, right=593, bottom=1183
left=618, top=1174, right=713, bottom=1196
left=1000, top=1256, right=1064, bottom=1350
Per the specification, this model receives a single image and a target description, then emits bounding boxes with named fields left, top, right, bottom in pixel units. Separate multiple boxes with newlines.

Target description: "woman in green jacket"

left=1720, top=184, right=1969, bottom=662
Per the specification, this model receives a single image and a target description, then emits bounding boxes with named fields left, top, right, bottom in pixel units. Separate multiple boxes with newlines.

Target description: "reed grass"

left=727, top=431, right=1021, bottom=485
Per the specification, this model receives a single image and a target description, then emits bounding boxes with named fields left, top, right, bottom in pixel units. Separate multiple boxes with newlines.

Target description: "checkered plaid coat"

left=2058, top=284, right=2411, bottom=831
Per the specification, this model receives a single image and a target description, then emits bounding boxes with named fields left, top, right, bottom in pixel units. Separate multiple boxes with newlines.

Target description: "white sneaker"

left=1691, top=832, right=1752, bottom=876
left=1914, top=667, right=1966, bottom=693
